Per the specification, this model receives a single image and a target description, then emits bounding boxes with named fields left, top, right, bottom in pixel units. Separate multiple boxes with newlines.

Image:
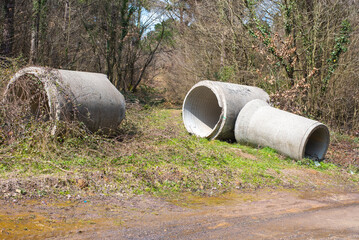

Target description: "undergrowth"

left=0, top=105, right=358, bottom=199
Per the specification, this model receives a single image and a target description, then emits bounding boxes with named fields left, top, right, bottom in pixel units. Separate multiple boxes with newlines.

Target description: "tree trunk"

left=116, top=0, right=132, bottom=90
left=64, top=0, right=70, bottom=63
left=29, top=0, right=41, bottom=64
left=106, top=3, right=118, bottom=85
left=1, top=0, right=15, bottom=57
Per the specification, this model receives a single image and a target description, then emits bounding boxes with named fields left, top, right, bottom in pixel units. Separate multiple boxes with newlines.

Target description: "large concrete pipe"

left=182, top=80, right=269, bottom=140
left=234, top=99, right=330, bottom=160
left=4, top=67, right=126, bottom=134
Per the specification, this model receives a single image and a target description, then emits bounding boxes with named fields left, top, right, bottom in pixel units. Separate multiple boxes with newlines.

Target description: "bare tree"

left=29, top=0, right=48, bottom=64
left=80, top=0, right=167, bottom=92
left=1, top=0, right=15, bottom=57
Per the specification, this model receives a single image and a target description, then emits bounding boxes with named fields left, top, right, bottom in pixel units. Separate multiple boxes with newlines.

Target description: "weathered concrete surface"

left=182, top=81, right=269, bottom=140
left=4, top=67, right=126, bottom=133
left=235, top=99, right=330, bottom=160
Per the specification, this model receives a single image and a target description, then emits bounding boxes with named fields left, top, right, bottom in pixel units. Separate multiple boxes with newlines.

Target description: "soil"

left=1, top=189, right=359, bottom=239
left=327, top=136, right=359, bottom=168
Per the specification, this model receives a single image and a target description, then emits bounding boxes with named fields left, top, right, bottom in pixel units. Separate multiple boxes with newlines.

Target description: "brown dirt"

left=1, top=189, right=359, bottom=239
left=327, top=135, right=359, bottom=168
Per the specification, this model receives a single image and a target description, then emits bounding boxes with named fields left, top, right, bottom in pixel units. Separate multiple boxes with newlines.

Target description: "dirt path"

left=1, top=189, right=359, bottom=239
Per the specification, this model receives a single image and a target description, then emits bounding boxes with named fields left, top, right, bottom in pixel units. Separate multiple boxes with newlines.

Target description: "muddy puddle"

left=1, top=189, right=359, bottom=239
left=0, top=199, right=121, bottom=239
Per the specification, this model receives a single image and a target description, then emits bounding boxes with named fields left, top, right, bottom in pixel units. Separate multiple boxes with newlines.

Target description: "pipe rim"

left=182, top=81, right=227, bottom=139
left=300, top=123, right=330, bottom=160
left=5, top=67, right=58, bottom=119
left=4, top=67, right=63, bottom=134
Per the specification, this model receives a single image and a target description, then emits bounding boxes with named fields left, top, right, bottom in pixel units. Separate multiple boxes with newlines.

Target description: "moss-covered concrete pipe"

left=182, top=80, right=270, bottom=140
left=234, top=99, right=330, bottom=160
left=4, top=67, right=125, bottom=134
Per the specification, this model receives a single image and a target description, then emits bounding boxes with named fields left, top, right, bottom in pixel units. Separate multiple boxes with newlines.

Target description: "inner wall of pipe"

left=304, top=126, right=329, bottom=160
left=7, top=74, right=50, bottom=120
left=183, top=86, right=222, bottom=137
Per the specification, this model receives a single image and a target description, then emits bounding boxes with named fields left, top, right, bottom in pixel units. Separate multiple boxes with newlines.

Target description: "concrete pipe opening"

left=182, top=85, right=223, bottom=138
left=183, top=80, right=270, bottom=140
left=304, top=126, right=330, bottom=160
left=5, top=73, right=51, bottom=121
left=4, top=67, right=126, bottom=134
left=234, top=99, right=330, bottom=160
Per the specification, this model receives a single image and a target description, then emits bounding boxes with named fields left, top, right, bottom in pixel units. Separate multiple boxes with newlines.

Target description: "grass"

left=0, top=104, right=358, bottom=199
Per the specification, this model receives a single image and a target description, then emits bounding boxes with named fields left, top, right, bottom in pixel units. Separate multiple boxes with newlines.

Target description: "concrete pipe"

left=234, top=99, right=330, bottom=160
left=4, top=67, right=126, bottom=134
left=182, top=80, right=270, bottom=140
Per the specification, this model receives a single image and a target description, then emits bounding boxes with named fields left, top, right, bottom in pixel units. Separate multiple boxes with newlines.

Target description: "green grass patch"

left=0, top=107, right=357, bottom=198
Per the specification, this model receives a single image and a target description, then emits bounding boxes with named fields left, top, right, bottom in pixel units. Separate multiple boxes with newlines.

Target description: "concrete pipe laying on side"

left=234, top=99, right=330, bottom=160
left=4, top=67, right=126, bottom=134
left=182, top=80, right=270, bottom=140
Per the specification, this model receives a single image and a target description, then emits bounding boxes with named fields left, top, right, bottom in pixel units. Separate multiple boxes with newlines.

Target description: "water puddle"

left=1, top=189, right=359, bottom=239
left=0, top=199, right=120, bottom=239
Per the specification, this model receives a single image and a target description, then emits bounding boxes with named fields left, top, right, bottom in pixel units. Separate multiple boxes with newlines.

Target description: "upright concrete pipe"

left=234, top=99, right=330, bottom=160
left=182, top=80, right=270, bottom=140
left=4, top=67, right=126, bottom=134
